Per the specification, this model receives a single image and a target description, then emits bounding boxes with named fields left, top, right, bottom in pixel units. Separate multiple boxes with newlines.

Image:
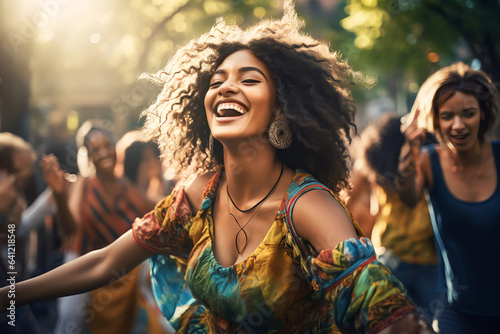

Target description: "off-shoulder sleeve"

left=132, top=186, right=197, bottom=327
left=309, top=237, right=416, bottom=334
left=132, top=186, right=194, bottom=259
left=281, top=172, right=423, bottom=333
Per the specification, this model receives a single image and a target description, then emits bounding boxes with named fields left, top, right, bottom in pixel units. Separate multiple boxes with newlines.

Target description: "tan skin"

left=1, top=50, right=432, bottom=333
left=399, top=91, right=496, bottom=206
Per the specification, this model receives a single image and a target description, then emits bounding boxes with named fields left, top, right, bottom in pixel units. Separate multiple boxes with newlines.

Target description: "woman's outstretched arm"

left=0, top=229, right=153, bottom=312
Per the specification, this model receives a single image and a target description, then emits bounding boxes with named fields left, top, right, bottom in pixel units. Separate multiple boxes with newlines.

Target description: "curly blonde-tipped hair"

left=141, top=0, right=360, bottom=193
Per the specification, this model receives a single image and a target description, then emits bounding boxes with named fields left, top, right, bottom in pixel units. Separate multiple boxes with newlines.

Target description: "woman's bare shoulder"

left=292, top=189, right=357, bottom=252
left=182, top=172, right=216, bottom=212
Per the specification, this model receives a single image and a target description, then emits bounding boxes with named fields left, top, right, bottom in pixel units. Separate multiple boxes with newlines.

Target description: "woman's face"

left=204, top=49, right=276, bottom=145
left=86, top=131, right=116, bottom=173
left=437, top=91, right=482, bottom=152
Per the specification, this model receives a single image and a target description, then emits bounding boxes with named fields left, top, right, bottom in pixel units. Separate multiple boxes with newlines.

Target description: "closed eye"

left=209, top=81, right=224, bottom=88
left=242, top=79, right=260, bottom=84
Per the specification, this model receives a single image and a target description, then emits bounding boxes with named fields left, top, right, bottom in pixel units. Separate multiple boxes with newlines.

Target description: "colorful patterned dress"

left=133, top=170, right=418, bottom=333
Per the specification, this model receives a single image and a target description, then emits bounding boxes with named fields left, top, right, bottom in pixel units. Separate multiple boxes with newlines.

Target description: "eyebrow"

left=213, top=66, right=268, bottom=81
left=439, top=107, right=478, bottom=114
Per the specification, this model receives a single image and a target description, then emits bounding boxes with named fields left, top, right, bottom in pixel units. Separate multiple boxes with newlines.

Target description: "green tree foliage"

left=340, top=0, right=500, bottom=83
left=1, top=0, right=281, bottom=135
left=5, top=0, right=498, bottom=136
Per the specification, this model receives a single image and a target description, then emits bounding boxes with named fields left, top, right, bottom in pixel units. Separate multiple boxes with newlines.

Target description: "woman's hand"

left=40, top=154, right=67, bottom=196
left=397, top=109, right=429, bottom=206
left=40, top=154, right=80, bottom=236
left=399, top=109, right=426, bottom=179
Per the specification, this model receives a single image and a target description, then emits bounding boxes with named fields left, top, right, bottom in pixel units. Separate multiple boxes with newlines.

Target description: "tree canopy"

left=1, top=0, right=499, bottom=138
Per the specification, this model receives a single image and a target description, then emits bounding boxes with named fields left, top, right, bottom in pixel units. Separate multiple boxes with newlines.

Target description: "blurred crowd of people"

left=0, top=120, right=176, bottom=333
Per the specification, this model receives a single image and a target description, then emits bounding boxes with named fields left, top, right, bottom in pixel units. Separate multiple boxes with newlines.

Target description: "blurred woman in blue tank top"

left=396, top=62, right=500, bottom=334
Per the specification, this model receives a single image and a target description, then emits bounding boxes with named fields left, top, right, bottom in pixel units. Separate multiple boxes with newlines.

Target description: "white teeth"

left=216, top=103, right=246, bottom=116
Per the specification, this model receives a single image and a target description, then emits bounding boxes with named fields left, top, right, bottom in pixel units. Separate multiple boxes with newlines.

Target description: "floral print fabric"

left=132, top=170, right=415, bottom=333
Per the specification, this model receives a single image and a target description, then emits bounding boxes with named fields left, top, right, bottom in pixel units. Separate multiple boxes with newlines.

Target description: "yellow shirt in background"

left=371, top=185, right=437, bottom=265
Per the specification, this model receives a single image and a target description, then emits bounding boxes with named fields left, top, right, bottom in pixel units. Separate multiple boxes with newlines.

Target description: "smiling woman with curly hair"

left=1, top=1, right=433, bottom=333
left=142, top=8, right=357, bottom=194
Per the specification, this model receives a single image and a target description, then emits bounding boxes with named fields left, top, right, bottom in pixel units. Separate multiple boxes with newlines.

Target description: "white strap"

left=424, top=189, right=458, bottom=304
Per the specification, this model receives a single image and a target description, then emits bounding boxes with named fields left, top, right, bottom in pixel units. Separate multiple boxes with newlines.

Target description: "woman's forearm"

left=0, top=230, right=152, bottom=312
left=2, top=247, right=109, bottom=309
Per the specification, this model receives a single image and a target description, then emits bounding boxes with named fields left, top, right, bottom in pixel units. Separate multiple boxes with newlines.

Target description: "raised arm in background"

left=396, top=109, right=432, bottom=207
left=39, top=154, right=82, bottom=237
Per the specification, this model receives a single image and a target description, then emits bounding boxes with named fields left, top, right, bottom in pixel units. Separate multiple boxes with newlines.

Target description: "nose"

left=452, top=115, right=465, bottom=130
left=217, top=79, right=239, bottom=96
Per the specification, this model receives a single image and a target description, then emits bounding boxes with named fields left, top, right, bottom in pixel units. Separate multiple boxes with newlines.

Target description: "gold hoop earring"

left=269, top=116, right=292, bottom=149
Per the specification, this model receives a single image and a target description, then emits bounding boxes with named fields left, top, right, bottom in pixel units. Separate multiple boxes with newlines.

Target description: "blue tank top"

left=426, top=141, right=500, bottom=315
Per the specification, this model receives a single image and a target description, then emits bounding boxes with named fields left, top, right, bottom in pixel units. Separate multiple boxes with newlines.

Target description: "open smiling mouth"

left=97, top=157, right=114, bottom=165
left=451, top=133, right=468, bottom=140
left=216, top=103, right=247, bottom=117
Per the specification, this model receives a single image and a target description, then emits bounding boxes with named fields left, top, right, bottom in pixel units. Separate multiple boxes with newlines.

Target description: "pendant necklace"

left=226, top=164, right=285, bottom=254
left=227, top=164, right=284, bottom=212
